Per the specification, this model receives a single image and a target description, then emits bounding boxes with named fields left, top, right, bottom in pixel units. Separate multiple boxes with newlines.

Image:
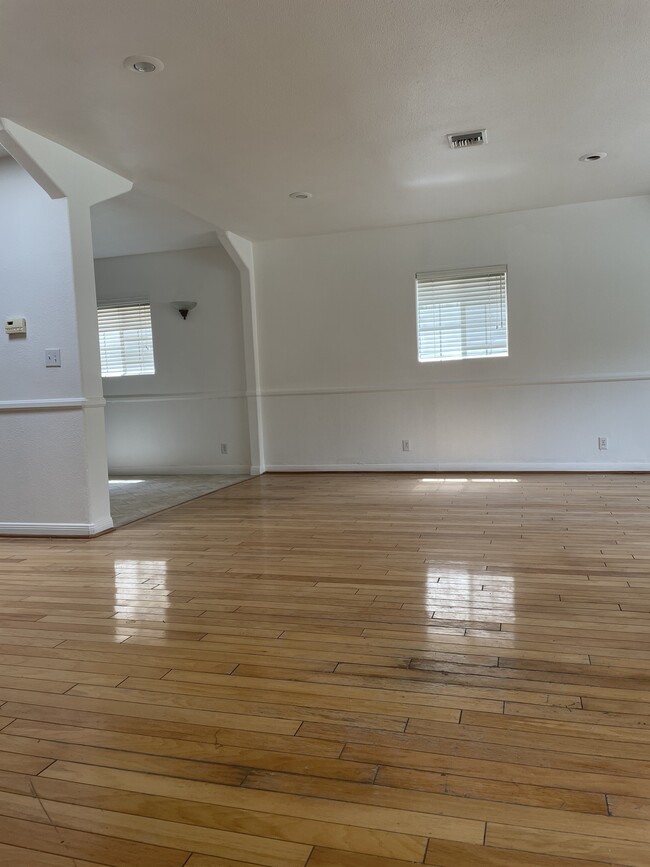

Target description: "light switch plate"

left=45, top=349, right=61, bottom=368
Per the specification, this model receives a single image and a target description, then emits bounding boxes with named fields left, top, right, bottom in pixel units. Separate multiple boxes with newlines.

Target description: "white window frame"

left=97, top=300, right=156, bottom=378
left=415, top=265, right=508, bottom=363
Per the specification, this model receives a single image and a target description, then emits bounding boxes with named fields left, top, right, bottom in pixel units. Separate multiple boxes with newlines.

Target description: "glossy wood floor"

left=0, top=472, right=649, bottom=866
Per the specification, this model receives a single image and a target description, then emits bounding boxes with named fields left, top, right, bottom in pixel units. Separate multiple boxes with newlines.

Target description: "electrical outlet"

left=401, top=439, right=411, bottom=452
left=598, top=436, right=608, bottom=451
left=220, top=443, right=228, bottom=455
left=45, top=349, right=61, bottom=367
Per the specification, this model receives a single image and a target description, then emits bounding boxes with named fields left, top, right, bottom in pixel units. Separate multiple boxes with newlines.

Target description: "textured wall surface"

left=95, top=245, right=250, bottom=473
left=254, top=195, right=650, bottom=469
left=0, top=132, right=128, bottom=533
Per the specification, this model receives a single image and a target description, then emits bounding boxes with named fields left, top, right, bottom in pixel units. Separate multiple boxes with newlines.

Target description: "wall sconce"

left=170, top=301, right=197, bottom=320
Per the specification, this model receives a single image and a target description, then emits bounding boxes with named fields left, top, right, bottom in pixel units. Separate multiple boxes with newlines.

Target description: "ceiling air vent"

left=447, top=129, right=487, bottom=149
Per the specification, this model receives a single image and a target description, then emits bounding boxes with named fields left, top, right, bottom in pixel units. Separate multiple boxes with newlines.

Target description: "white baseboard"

left=0, top=517, right=114, bottom=537
left=264, top=462, right=650, bottom=473
left=108, top=464, right=250, bottom=476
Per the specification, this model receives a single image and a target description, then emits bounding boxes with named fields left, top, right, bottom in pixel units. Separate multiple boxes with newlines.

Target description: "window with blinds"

left=97, top=302, right=155, bottom=377
left=416, top=267, right=508, bottom=362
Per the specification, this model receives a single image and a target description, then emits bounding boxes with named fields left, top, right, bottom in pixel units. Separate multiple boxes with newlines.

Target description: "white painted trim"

left=0, top=119, right=64, bottom=199
left=218, top=229, right=265, bottom=475
left=265, top=463, right=650, bottom=473
left=0, top=117, right=132, bottom=206
left=94, top=242, right=221, bottom=261
left=259, top=371, right=650, bottom=398
left=105, top=391, right=246, bottom=403
left=108, top=464, right=250, bottom=475
left=0, top=397, right=105, bottom=412
left=91, top=517, right=114, bottom=534
left=0, top=516, right=113, bottom=537
left=96, top=372, right=650, bottom=402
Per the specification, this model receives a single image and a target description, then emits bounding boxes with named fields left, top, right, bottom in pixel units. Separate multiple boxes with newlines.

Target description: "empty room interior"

left=1, top=2, right=650, bottom=866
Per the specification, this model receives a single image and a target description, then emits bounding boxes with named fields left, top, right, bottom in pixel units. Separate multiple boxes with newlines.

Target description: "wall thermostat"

left=5, top=318, right=26, bottom=335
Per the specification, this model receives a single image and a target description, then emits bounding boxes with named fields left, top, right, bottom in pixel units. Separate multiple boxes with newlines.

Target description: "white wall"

left=0, top=118, right=131, bottom=535
left=254, top=195, right=650, bottom=470
left=0, top=155, right=118, bottom=534
left=94, top=245, right=250, bottom=473
left=92, top=189, right=220, bottom=259
left=0, top=159, right=92, bottom=528
left=0, top=160, right=81, bottom=400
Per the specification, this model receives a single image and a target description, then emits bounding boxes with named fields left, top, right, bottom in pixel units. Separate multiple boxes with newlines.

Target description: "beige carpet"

left=108, top=474, right=251, bottom=527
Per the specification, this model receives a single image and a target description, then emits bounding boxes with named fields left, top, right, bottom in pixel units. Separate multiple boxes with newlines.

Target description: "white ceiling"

left=1, top=131, right=207, bottom=257
left=91, top=189, right=219, bottom=258
left=0, top=0, right=649, bottom=241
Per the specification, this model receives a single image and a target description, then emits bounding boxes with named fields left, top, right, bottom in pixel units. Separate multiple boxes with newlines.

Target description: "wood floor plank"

left=65, top=682, right=414, bottom=730
left=0, top=814, right=190, bottom=866
left=0, top=730, right=249, bottom=785
left=32, top=775, right=426, bottom=861
left=185, top=856, right=268, bottom=867
left=307, top=846, right=428, bottom=867
left=424, top=839, right=619, bottom=866
left=485, top=823, right=648, bottom=866
left=0, top=768, right=38, bottom=796
left=456, top=710, right=650, bottom=745
left=375, top=765, right=608, bottom=813
left=0, top=701, right=228, bottom=744
left=39, top=761, right=486, bottom=844
left=0, top=687, right=303, bottom=734
left=243, top=769, right=650, bottom=843
left=342, top=742, right=650, bottom=797
left=606, top=795, right=650, bottom=821
left=0, top=471, right=649, bottom=865
left=299, top=719, right=650, bottom=778
left=0, top=840, right=113, bottom=867
left=4, top=719, right=371, bottom=782
left=40, top=798, right=315, bottom=867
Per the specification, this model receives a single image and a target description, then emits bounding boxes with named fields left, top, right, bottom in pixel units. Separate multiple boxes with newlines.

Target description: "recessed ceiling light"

left=289, top=191, right=312, bottom=199
left=579, top=152, right=607, bottom=162
left=123, top=55, right=164, bottom=73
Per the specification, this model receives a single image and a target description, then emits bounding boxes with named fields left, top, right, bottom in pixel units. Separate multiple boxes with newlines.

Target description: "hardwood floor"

left=0, top=471, right=649, bottom=866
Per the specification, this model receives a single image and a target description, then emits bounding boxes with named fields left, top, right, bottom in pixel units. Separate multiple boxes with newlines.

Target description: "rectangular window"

left=97, top=302, right=155, bottom=377
left=416, top=266, right=508, bottom=362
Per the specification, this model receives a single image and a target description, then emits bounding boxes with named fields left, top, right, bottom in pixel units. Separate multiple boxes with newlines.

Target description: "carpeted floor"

left=108, top=473, right=251, bottom=527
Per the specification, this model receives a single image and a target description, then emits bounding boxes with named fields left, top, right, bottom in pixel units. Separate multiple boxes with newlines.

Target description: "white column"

left=218, top=230, right=265, bottom=475
left=0, top=119, right=132, bottom=535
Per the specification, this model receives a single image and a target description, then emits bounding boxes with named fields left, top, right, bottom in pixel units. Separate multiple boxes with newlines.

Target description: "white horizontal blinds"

left=97, top=303, right=155, bottom=377
left=416, top=268, right=508, bottom=362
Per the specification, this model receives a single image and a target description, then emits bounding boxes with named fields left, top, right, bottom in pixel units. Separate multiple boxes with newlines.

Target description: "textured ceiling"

left=0, top=0, right=649, bottom=240
left=91, top=190, right=218, bottom=258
